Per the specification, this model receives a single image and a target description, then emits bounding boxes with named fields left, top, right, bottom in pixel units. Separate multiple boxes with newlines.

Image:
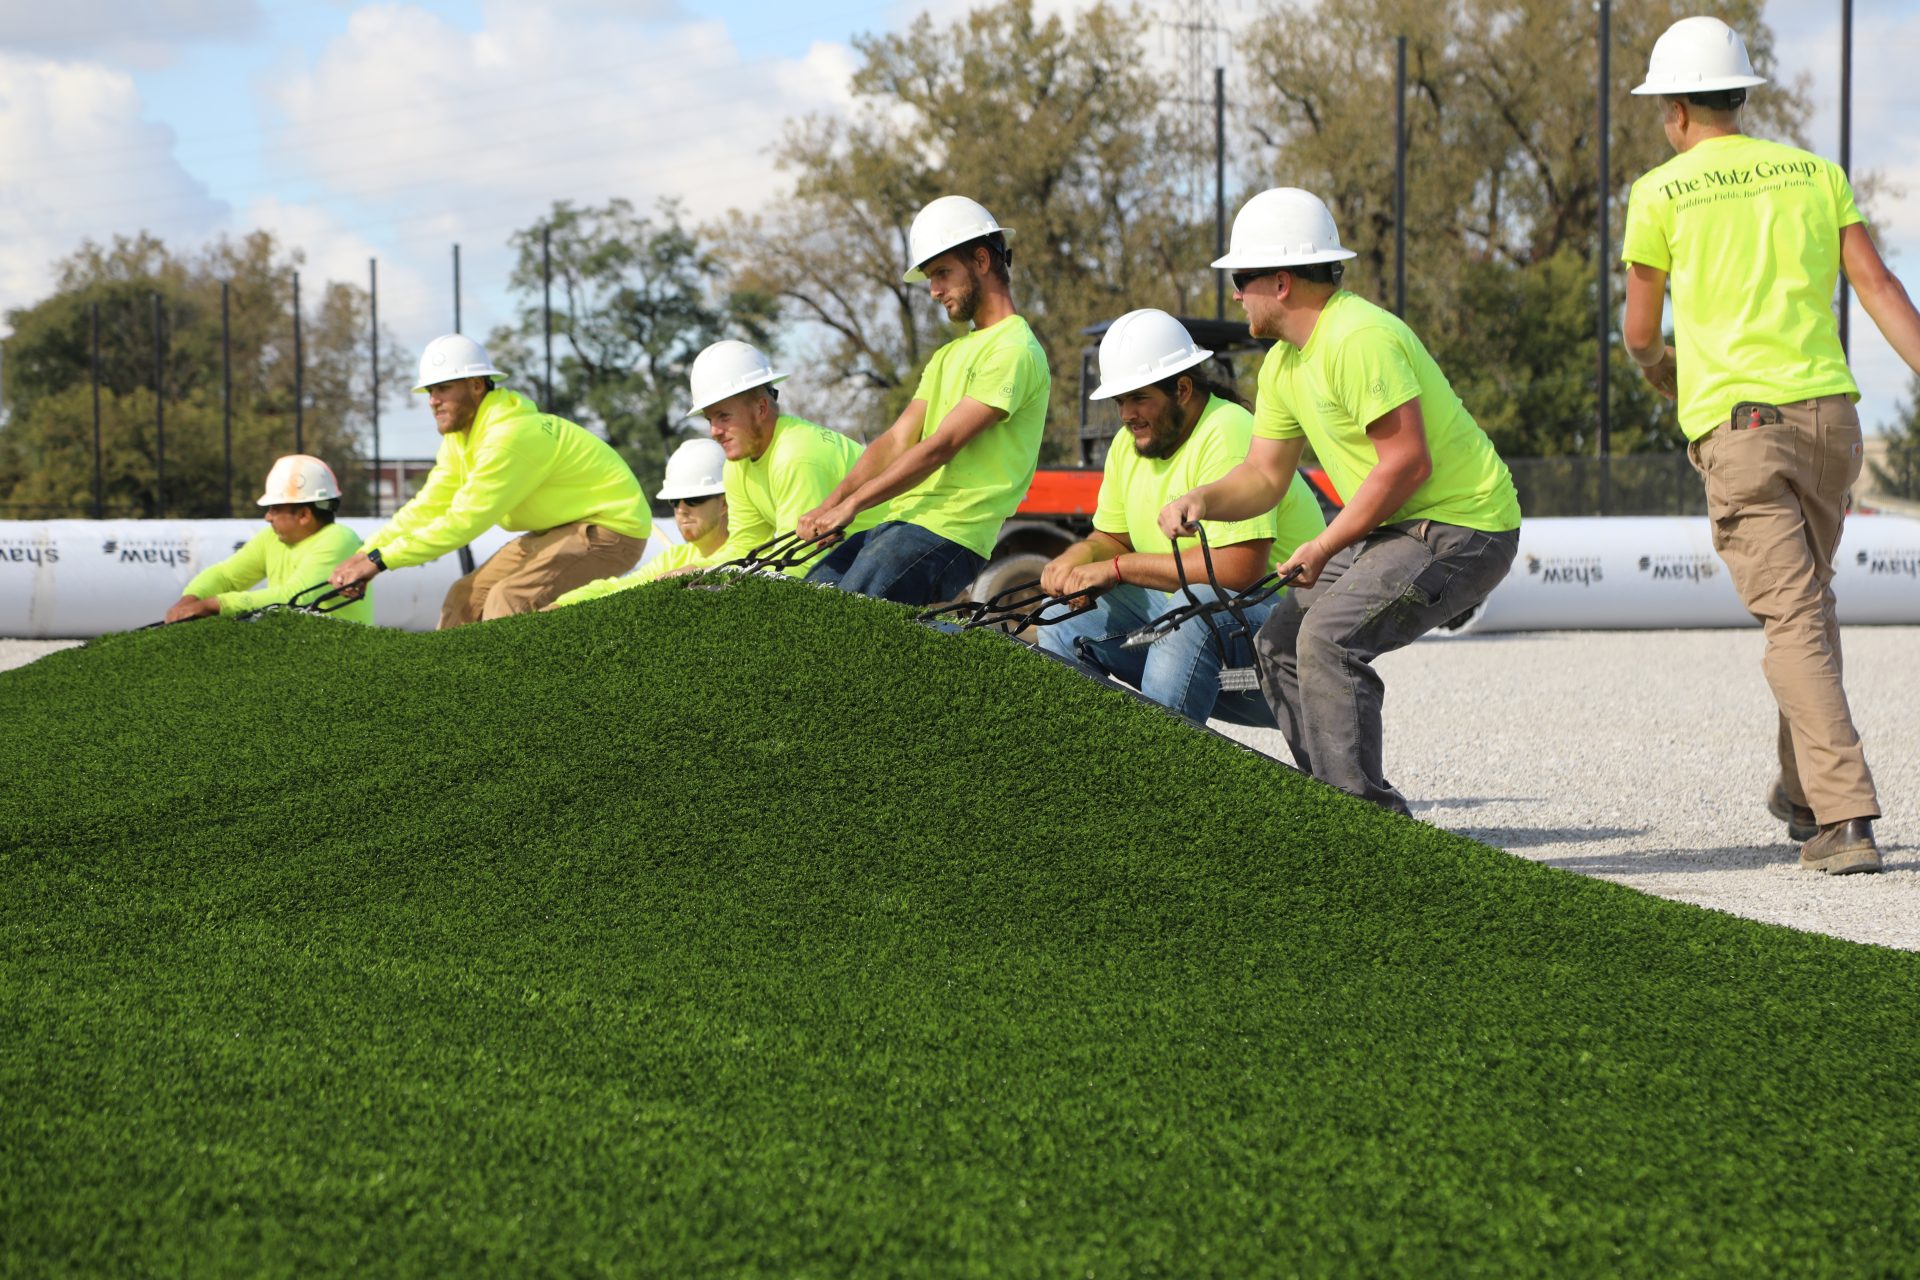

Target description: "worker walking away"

left=798, top=196, right=1049, bottom=605
left=688, top=340, right=884, bottom=573
left=1621, top=16, right=1917, bottom=873
left=548, top=439, right=732, bottom=608
left=1161, top=189, right=1521, bottom=815
left=165, top=455, right=371, bottom=624
left=329, top=335, right=650, bottom=625
left=1035, top=309, right=1325, bottom=726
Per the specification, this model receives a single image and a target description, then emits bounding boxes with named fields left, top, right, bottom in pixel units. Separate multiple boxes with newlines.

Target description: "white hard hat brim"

left=1089, top=347, right=1215, bottom=401
left=412, top=368, right=507, bottom=393
left=1630, top=72, right=1767, bottom=95
left=1210, top=245, right=1358, bottom=270
left=903, top=226, right=1015, bottom=283
left=685, top=371, right=789, bottom=417
left=656, top=480, right=728, bottom=501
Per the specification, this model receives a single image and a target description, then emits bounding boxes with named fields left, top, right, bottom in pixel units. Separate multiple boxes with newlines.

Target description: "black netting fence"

left=1507, top=454, right=1704, bottom=518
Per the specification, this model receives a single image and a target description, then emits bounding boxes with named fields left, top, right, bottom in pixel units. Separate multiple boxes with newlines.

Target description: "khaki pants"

left=438, top=522, right=645, bottom=628
left=1689, top=393, right=1878, bottom=824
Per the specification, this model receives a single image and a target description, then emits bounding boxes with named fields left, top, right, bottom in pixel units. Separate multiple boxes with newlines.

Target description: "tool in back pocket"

left=1730, top=401, right=1783, bottom=431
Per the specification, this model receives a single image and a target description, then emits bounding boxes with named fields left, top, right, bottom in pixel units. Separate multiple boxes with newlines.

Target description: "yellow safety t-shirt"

left=548, top=523, right=717, bottom=608
left=1620, top=134, right=1862, bottom=441
left=886, top=314, right=1050, bottom=559
left=366, top=389, right=650, bottom=569
left=182, top=521, right=372, bottom=623
left=1253, top=290, right=1521, bottom=532
left=1094, top=395, right=1326, bottom=571
left=713, top=415, right=885, bottom=576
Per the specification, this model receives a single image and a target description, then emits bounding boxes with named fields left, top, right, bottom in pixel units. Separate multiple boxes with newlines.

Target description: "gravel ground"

left=5, top=630, right=1915, bottom=951
left=1212, top=626, right=1920, bottom=952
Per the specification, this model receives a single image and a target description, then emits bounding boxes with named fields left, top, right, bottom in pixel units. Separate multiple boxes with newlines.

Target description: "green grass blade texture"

left=3, top=578, right=1918, bottom=1278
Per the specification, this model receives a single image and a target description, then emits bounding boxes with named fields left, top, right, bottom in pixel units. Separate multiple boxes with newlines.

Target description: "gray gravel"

left=1213, top=626, right=1920, bottom=952
left=0, top=639, right=82, bottom=673
left=6, top=631, right=1916, bottom=951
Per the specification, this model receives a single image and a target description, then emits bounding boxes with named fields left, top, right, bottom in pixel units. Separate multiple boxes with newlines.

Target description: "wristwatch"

left=366, top=547, right=387, bottom=573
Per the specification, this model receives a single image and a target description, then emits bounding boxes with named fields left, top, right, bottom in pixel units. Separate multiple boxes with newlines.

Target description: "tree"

left=714, top=0, right=1203, bottom=457
left=1238, top=0, right=1810, bottom=456
left=488, top=199, right=777, bottom=487
left=1870, top=374, right=1920, bottom=501
left=0, top=232, right=408, bottom=518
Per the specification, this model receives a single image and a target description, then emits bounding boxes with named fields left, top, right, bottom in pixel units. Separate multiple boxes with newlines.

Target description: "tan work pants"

left=438, top=522, right=646, bottom=628
left=1688, top=393, right=1879, bottom=824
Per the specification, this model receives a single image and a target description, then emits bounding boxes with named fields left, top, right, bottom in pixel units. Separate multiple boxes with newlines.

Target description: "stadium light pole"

left=1394, top=35, right=1408, bottom=317
left=543, top=224, right=555, bottom=404
left=293, top=271, right=304, bottom=454
left=370, top=258, right=381, bottom=518
left=153, top=292, right=166, bottom=518
left=1597, top=0, right=1613, bottom=466
left=222, top=282, right=233, bottom=518
left=1215, top=66, right=1227, bottom=321
left=90, top=302, right=103, bottom=520
left=1839, top=0, right=1853, bottom=355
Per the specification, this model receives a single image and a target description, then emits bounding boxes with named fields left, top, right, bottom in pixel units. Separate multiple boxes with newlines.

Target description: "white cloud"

left=0, top=0, right=261, bottom=68
left=261, top=3, right=857, bottom=232
left=234, top=1, right=864, bottom=439
left=0, top=51, right=224, bottom=318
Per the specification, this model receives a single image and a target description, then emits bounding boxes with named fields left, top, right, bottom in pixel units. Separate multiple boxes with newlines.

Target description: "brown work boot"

left=1799, top=818, right=1882, bottom=875
left=1767, top=780, right=1818, bottom=843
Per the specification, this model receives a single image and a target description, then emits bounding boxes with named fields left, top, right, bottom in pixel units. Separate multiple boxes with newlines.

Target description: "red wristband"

left=1111, top=556, right=1125, bottom=585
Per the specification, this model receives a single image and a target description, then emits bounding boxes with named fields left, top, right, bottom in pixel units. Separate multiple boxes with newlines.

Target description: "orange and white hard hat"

left=258, top=455, right=343, bottom=506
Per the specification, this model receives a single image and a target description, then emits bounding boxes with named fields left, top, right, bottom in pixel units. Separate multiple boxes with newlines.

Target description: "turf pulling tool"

left=690, top=530, right=838, bottom=590
left=235, top=581, right=362, bottom=621
left=916, top=577, right=1101, bottom=635
left=1118, top=524, right=1302, bottom=692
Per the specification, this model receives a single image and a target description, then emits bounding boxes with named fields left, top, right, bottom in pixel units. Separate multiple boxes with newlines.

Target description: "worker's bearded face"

left=1235, top=271, right=1287, bottom=341
left=1118, top=385, right=1191, bottom=461
left=426, top=376, right=492, bottom=435
left=673, top=494, right=726, bottom=544
left=705, top=391, right=776, bottom=462
left=925, top=252, right=985, bottom=325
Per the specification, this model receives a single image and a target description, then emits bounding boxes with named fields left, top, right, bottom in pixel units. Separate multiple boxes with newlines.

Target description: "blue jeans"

left=806, top=521, right=985, bottom=606
left=1034, top=584, right=1276, bottom=727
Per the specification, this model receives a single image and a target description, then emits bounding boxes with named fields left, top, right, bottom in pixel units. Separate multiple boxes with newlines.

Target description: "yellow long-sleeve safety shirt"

left=182, top=522, right=372, bottom=622
left=367, top=389, right=650, bottom=569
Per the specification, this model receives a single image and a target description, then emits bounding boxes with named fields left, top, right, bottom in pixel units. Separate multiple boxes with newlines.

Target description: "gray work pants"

left=1254, top=520, right=1519, bottom=814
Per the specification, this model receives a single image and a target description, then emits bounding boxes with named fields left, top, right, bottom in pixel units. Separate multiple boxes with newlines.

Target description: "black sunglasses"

left=672, top=493, right=721, bottom=508
left=1231, top=267, right=1284, bottom=293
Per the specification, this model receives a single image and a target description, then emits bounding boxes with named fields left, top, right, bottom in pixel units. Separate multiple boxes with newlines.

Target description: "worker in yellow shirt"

left=689, top=340, right=883, bottom=574
left=329, top=335, right=650, bottom=625
left=1621, top=16, right=1920, bottom=873
left=798, top=196, right=1050, bottom=605
left=1035, top=309, right=1325, bottom=726
left=548, top=439, right=731, bottom=608
left=1161, top=189, right=1521, bottom=815
left=164, top=455, right=371, bottom=624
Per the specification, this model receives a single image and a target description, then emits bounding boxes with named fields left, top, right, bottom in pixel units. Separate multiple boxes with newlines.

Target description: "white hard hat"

left=257, top=454, right=342, bottom=506
left=687, top=340, right=787, bottom=416
left=1633, top=16, right=1766, bottom=96
left=657, top=437, right=728, bottom=501
left=1211, top=187, right=1357, bottom=271
left=1090, top=309, right=1214, bottom=401
left=904, top=195, right=1013, bottom=282
left=413, top=333, right=506, bottom=392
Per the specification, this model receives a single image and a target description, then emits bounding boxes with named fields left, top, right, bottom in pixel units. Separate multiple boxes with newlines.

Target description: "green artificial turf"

left=4, top=579, right=1919, bottom=1278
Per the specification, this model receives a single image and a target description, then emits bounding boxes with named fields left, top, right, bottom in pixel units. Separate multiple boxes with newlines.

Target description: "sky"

left=2, top=0, right=1916, bottom=462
